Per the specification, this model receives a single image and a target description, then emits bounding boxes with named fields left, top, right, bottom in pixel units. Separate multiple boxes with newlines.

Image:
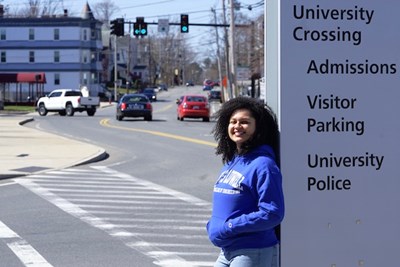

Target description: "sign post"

left=267, top=1, right=400, bottom=266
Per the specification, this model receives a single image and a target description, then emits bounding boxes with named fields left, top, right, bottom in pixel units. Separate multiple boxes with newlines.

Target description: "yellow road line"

left=154, top=103, right=173, bottom=113
left=100, top=119, right=217, bottom=147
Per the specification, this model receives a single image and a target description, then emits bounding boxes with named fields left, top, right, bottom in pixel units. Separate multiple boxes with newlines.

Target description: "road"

left=0, top=86, right=223, bottom=267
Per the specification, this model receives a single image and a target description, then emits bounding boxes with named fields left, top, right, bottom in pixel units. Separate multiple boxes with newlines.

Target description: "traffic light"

left=110, top=18, right=124, bottom=36
left=180, top=14, right=189, bottom=33
left=133, top=23, right=140, bottom=36
left=133, top=17, right=147, bottom=37
left=140, top=22, right=148, bottom=36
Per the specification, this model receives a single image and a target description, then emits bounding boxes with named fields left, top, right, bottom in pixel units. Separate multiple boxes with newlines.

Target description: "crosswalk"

left=0, top=220, right=54, bottom=267
left=13, top=166, right=218, bottom=267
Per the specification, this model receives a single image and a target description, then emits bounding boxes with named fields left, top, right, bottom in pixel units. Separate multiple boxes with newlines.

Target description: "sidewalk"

left=0, top=107, right=109, bottom=179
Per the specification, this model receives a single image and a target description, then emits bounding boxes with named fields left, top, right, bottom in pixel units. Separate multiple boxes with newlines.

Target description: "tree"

left=92, top=0, right=119, bottom=24
left=0, top=1, right=10, bottom=17
left=16, top=0, right=64, bottom=17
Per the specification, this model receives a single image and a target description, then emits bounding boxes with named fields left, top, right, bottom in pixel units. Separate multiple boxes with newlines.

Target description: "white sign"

left=268, top=1, right=400, bottom=266
left=158, top=19, right=169, bottom=33
left=236, top=67, right=251, bottom=81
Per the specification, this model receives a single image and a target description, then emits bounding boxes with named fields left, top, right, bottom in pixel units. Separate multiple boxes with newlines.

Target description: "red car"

left=176, top=95, right=210, bottom=122
left=203, top=79, right=215, bottom=88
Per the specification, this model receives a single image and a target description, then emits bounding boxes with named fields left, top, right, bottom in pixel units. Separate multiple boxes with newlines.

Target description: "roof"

left=0, top=72, right=46, bottom=83
left=81, top=2, right=95, bottom=20
left=183, top=94, right=207, bottom=97
left=0, top=3, right=98, bottom=26
left=50, top=89, right=80, bottom=92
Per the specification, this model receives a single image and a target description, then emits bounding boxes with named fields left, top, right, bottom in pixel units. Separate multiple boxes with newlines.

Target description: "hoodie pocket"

left=207, top=217, right=234, bottom=247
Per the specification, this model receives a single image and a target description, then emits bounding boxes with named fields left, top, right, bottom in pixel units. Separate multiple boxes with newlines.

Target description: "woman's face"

left=228, top=108, right=256, bottom=151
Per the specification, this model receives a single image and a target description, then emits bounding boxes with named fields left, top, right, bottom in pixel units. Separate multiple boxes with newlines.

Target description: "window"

left=54, top=51, right=60, bottom=62
left=0, top=29, right=5, bottom=40
left=82, top=73, right=87, bottom=85
left=82, top=51, right=88, bottom=63
left=48, top=91, right=62, bottom=97
left=29, top=28, right=35, bottom=40
left=91, top=72, right=97, bottom=83
left=54, top=73, right=60, bottom=85
left=65, top=91, right=82, bottom=97
left=54, top=29, right=60, bottom=40
left=1, top=51, right=6, bottom=63
left=29, top=51, right=35, bottom=63
left=83, top=29, right=88, bottom=41
left=91, top=52, right=96, bottom=62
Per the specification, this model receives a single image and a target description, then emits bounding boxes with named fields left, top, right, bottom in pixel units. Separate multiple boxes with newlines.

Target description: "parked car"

left=186, top=81, right=194, bottom=86
left=116, top=94, right=153, bottom=121
left=142, top=87, right=157, bottom=101
left=176, top=94, right=210, bottom=122
left=208, top=89, right=222, bottom=103
left=157, top=84, right=168, bottom=91
left=203, top=85, right=213, bottom=91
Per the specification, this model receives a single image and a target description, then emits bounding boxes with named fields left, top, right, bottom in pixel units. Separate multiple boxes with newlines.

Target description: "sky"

left=4, top=0, right=264, bottom=59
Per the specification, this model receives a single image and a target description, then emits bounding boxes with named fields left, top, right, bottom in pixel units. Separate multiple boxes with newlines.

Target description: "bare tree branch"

left=15, top=0, right=64, bottom=17
left=93, top=0, right=119, bottom=24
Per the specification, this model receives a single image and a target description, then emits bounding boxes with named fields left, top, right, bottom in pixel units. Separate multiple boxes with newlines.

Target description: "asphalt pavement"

left=0, top=104, right=110, bottom=179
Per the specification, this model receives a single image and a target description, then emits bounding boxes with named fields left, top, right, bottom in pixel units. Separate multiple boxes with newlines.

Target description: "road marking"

left=154, top=103, right=174, bottom=113
left=16, top=167, right=216, bottom=267
left=99, top=118, right=217, bottom=147
left=17, top=178, right=190, bottom=266
left=0, top=220, right=53, bottom=267
left=0, top=181, right=16, bottom=187
left=93, top=166, right=212, bottom=206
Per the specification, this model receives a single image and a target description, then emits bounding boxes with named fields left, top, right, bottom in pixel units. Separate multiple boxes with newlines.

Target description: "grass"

left=2, top=105, right=36, bottom=112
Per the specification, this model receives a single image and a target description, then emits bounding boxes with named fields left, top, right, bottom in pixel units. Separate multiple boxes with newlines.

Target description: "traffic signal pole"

left=113, top=35, right=117, bottom=102
left=111, top=17, right=245, bottom=98
left=141, top=22, right=232, bottom=27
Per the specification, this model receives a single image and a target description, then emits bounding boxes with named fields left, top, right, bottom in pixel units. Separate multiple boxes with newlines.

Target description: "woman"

left=207, top=97, right=285, bottom=267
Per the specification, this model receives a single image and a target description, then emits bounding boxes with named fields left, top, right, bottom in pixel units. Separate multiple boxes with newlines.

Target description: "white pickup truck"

left=36, top=89, right=100, bottom=116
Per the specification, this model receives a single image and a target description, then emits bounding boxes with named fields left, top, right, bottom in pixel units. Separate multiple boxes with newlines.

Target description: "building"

left=104, top=32, right=150, bottom=90
left=0, top=3, right=103, bottom=103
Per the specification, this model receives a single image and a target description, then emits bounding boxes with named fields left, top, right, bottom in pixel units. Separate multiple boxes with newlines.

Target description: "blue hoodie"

left=206, top=145, right=284, bottom=251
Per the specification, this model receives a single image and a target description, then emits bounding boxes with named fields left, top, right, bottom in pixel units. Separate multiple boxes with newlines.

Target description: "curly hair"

left=212, top=96, right=280, bottom=164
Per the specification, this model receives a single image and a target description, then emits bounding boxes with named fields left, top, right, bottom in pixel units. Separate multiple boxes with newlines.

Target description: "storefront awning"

left=0, top=72, right=46, bottom=83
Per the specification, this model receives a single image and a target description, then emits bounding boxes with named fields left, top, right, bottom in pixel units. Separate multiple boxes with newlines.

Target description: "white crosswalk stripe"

left=16, top=166, right=218, bottom=267
left=0, top=220, right=54, bottom=267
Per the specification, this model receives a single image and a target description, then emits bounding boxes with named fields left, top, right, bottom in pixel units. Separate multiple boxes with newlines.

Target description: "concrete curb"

left=0, top=115, right=109, bottom=180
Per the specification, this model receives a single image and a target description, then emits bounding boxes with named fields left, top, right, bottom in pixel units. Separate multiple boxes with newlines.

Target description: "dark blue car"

left=203, top=85, right=212, bottom=91
left=116, top=93, right=153, bottom=121
left=142, top=88, right=157, bottom=101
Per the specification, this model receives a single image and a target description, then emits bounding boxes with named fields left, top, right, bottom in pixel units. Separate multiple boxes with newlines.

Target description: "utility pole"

left=222, top=0, right=233, bottom=100
left=229, top=0, right=238, bottom=97
left=181, top=50, right=186, bottom=86
left=212, top=7, right=223, bottom=101
left=127, top=24, right=132, bottom=93
left=250, top=21, right=256, bottom=98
